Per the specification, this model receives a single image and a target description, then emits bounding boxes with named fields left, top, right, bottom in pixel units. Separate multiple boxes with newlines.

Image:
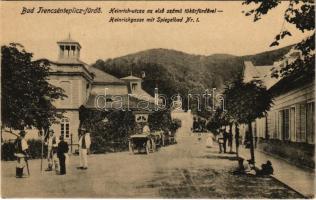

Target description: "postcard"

left=1, top=0, right=315, bottom=198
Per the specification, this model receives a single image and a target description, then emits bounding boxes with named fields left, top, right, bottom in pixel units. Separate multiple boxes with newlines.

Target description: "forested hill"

left=91, top=45, right=293, bottom=101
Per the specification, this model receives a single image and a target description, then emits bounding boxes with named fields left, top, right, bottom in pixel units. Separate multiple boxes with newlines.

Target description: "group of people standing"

left=217, top=126, right=240, bottom=154
left=45, top=129, right=69, bottom=175
left=14, top=127, right=91, bottom=178
left=192, top=117, right=207, bottom=132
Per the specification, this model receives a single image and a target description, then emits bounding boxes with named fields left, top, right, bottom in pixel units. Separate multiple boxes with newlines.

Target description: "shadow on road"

left=199, top=155, right=240, bottom=161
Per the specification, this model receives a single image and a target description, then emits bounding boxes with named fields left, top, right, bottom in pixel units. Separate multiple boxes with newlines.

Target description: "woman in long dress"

left=206, top=133, right=214, bottom=148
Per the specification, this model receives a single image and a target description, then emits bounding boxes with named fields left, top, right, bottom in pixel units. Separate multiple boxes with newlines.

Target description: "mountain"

left=91, top=45, right=293, bottom=108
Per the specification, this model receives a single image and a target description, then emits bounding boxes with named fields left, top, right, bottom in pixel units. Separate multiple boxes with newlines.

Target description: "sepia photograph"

left=0, top=0, right=315, bottom=199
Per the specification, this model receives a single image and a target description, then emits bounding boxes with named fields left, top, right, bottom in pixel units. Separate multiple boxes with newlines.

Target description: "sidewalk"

left=239, top=146, right=315, bottom=198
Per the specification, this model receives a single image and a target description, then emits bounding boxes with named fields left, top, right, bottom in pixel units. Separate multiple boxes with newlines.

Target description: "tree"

left=207, top=108, right=229, bottom=135
left=223, top=78, right=273, bottom=163
left=243, top=0, right=315, bottom=78
left=1, top=43, right=66, bottom=133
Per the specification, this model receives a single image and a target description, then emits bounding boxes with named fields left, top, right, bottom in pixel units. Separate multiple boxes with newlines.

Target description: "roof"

left=129, top=90, right=156, bottom=103
left=42, top=58, right=128, bottom=85
left=53, top=58, right=87, bottom=65
left=89, top=67, right=126, bottom=85
left=243, top=61, right=281, bottom=89
left=84, top=94, right=156, bottom=111
left=269, top=69, right=314, bottom=95
left=57, top=37, right=81, bottom=48
left=37, top=58, right=94, bottom=81
left=121, top=75, right=142, bottom=80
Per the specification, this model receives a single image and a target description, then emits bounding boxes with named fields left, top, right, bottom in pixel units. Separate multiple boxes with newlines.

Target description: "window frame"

left=61, top=118, right=70, bottom=139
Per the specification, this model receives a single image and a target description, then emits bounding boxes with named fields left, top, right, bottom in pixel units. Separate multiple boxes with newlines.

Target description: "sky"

left=1, top=1, right=311, bottom=64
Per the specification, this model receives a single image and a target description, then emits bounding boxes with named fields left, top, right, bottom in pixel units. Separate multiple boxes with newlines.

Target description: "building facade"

left=49, top=37, right=156, bottom=149
left=243, top=50, right=315, bottom=167
left=2, top=36, right=156, bottom=152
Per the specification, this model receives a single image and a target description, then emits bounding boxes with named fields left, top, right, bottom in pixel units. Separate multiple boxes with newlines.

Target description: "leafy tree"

left=207, top=108, right=228, bottom=135
left=243, top=0, right=315, bottom=78
left=148, top=110, right=172, bottom=132
left=78, top=108, right=136, bottom=153
left=223, top=78, right=273, bottom=163
left=1, top=43, right=66, bottom=133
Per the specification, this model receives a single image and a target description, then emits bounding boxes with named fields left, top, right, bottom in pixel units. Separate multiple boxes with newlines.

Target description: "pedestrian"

left=206, top=133, right=213, bottom=148
left=168, top=130, right=172, bottom=145
left=258, top=160, right=274, bottom=176
left=143, top=123, right=151, bottom=134
left=201, top=119, right=206, bottom=132
left=160, top=128, right=166, bottom=146
left=197, top=118, right=202, bottom=132
left=223, top=128, right=228, bottom=153
left=14, top=130, right=29, bottom=178
left=162, top=128, right=168, bottom=146
left=244, top=130, right=251, bottom=149
left=235, top=124, right=240, bottom=156
left=217, top=131, right=224, bottom=153
left=192, top=117, right=199, bottom=133
left=228, top=125, right=233, bottom=153
left=45, top=129, right=55, bottom=171
left=57, top=136, right=69, bottom=175
left=78, top=128, right=91, bottom=170
left=51, top=133, right=60, bottom=173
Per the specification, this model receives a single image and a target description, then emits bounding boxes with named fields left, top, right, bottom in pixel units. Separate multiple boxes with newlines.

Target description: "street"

left=1, top=113, right=303, bottom=198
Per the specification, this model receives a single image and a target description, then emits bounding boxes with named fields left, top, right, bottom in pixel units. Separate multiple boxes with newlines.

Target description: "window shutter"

left=295, top=104, right=301, bottom=142
left=306, top=102, right=315, bottom=144
left=300, top=103, right=307, bottom=142
left=290, top=107, right=296, bottom=142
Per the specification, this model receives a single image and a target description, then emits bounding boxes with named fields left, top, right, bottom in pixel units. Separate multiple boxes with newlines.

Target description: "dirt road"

left=1, top=112, right=302, bottom=198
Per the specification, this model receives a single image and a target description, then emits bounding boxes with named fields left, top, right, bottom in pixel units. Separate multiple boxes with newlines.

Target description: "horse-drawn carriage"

left=128, top=134, right=156, bottom=154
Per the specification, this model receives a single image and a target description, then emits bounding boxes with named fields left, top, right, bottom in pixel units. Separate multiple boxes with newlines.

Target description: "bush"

left=1, top=141, right=16, bottom=161
left=206, top=121, right=220, bottom=136
left=90, top=135, right=129, bottom=154
left=148, top=110, right=172, bottom=131
left=171, top=118, right=182, bottom=133
left=1, top=139, right=47, bottom=161
left=80, top=109, right=134, bottom=154
left=28, top=139, right=47, bottom=159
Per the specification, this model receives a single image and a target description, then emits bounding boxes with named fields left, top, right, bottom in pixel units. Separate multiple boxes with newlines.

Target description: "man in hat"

left=14, top=130, right=29, bottom=178
left=57, top=135, right=69, bottom=175
left=78, top=128, right=91, bottom=170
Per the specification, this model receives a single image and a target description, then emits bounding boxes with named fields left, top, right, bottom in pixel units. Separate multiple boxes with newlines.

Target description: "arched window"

left=61, top=118, right=70, bottom=139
